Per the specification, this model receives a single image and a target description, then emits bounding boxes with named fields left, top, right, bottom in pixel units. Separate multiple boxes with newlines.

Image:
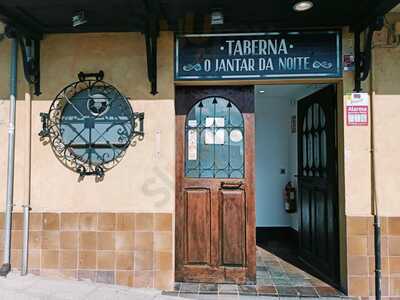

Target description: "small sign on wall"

left=291, top=115, right=297, bottom=133
left=188, top=129, right=197, bottom=160
left=345, top=93, right=369, bottom=126
left=343, top=54, right=355, bottom=72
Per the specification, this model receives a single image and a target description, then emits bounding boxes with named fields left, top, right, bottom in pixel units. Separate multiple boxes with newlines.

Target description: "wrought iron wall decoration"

left=185, top=97, right=244, bottom=178
left=39, top=71, right=144, bottom=178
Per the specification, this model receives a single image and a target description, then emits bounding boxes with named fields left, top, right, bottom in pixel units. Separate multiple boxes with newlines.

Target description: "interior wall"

left=255, top=94, right=292, bottom=227
left=255, top=84, right=329, bottom=229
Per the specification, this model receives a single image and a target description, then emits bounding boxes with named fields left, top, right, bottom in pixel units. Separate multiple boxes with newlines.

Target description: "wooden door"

left=175, top=86, right=255, bottom=284
left=297, top=85, right=340, bottom=287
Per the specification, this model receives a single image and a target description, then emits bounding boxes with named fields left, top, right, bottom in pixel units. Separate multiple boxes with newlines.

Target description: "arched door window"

left=301, top=103, right=327, bottom=177
left=185, top=97, right=244, bottom=178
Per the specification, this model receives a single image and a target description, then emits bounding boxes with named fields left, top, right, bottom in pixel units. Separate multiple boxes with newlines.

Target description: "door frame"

left=174, top=79, right=346, bottom=291
left=174, top=86, right=256, bottom=284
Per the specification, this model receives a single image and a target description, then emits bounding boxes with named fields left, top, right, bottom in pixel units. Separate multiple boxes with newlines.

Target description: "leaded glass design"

left=301, top=103, right=327, bottom=177
left=185, top=97, right=244, bottom=178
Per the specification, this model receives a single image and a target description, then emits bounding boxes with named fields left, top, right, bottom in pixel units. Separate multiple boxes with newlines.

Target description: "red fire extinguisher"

left=283, top=181, right=297, bottom=213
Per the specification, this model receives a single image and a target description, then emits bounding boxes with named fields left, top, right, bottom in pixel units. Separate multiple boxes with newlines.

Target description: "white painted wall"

left=255, top=84, right=328, bottom=229
left=255, top=95, right=293, bottom=227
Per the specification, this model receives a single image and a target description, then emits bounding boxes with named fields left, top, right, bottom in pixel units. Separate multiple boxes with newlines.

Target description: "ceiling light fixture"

left=293, top=1, right=314, bottom=12
left=72, top=10, right=87, bottom=27
left=259, top=90, right=265, bottom=94
left=211, top=10, right=224, bottom=25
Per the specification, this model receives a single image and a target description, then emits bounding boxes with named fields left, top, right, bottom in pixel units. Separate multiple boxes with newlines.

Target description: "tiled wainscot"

left=0, top=212, right=173, bottom=290
left=347, top=216, right=400, bottom=297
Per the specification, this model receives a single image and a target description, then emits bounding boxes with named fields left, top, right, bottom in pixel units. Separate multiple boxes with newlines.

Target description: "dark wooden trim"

left=244, top=113, right=256, bottom=283
left=175, top=114, right=185, bottom=281
left=175, top=86, right=255, bottom=115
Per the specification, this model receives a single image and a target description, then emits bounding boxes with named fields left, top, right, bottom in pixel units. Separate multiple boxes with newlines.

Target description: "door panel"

left=175, top=86, right=255, bottom=284
left=221, top=189, right=246, bottom=266
left=297, top=85, right=339, bottom=287
left=184, top=189, right=211, bottom=265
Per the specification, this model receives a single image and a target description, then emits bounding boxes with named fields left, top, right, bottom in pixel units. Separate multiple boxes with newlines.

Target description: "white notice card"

left=188, top=129, right=197, bottom=160
left=205, top=129, right=225, bottom=145
left=205, top=117, right=224, bottom=127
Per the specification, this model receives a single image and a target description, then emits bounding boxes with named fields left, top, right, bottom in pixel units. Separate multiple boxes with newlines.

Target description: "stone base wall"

left=347, top=216, right=400, bottom=297
left=0, top=212, right=174, bottom=290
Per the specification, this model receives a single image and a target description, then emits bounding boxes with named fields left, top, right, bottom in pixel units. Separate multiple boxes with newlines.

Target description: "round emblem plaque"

left=87, top=93, right=110, bottom=116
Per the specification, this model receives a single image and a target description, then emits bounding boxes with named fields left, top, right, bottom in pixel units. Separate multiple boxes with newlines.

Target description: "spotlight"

left=293, top=1, right=314, bottom=12
left=72, top=10, right=87, bottom=27
left=211, top=10, right=224, bottom=25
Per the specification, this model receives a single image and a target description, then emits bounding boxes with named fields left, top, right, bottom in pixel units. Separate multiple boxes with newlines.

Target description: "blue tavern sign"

left=175, top=31, right=342, bottom=80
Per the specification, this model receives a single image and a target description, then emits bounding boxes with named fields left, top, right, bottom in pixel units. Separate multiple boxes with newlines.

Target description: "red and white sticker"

left=346, top=93, right=369, bottom=126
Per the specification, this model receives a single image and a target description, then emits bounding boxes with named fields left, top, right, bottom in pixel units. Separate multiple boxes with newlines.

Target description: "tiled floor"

left=163, top=247, right=345, bottom=299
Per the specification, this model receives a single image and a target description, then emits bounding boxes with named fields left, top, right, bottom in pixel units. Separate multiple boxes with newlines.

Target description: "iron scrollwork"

left=39, top=71, right=144, bottom=178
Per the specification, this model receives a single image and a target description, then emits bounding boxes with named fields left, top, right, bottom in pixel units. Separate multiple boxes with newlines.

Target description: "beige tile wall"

left=0, top=212, right=174, bottom=290
left=347, top=216, right=400, bottom=297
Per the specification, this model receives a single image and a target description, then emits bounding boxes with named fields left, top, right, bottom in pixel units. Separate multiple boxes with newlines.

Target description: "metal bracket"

left=134, top=112, right=145, bottom=138
left=77, top=165, right=105, bottom=178
left=143, top=0, right=160, bottom=95
left=38, top=112, right=49, bottom=137
left=78, top=70, right=104, bottom=82
left=354, top=16, right=384, bottom=92
left=5, top=25, right=42, bottom=96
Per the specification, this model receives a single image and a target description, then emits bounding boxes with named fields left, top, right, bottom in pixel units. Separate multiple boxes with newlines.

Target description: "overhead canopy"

left=0, top=0, right=399, bottom=96
left=0, top=0, right=399, bottom=38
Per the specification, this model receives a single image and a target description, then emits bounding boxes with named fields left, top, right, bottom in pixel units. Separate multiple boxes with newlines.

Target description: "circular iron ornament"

left=39, top=71, right=144, bottom=178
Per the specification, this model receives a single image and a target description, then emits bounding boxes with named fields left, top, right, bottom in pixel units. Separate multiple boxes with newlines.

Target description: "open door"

left=297, top=85, right=340, bottom=287
left=175, top=86, right=256, bottom=284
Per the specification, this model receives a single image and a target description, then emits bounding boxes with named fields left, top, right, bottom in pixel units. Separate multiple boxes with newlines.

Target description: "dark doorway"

left=255, top=84, right=340, bottom=290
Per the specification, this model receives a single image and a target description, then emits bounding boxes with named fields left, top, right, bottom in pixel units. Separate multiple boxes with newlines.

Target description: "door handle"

left=221, top=181, right=243, bottom=189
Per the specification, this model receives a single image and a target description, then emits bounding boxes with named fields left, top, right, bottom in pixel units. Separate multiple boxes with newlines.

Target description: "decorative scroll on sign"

left=175, top=31, right=342, bottom=80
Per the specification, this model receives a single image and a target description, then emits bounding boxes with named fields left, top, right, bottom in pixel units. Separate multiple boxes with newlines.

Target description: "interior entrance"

left=255, top=83, right=340, bottom=289
left=174, top=83, right=341, bottom=294
left=175, top=86, right=256, bottom=284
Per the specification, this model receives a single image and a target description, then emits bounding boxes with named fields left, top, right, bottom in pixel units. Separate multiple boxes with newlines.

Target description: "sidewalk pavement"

left=0, top=272, right=183, bottom=300
left=0, top=272, right=347, bottom=300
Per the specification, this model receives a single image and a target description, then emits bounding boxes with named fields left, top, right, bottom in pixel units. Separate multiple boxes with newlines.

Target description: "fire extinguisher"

left=283, top=181, right=297, bottom=213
